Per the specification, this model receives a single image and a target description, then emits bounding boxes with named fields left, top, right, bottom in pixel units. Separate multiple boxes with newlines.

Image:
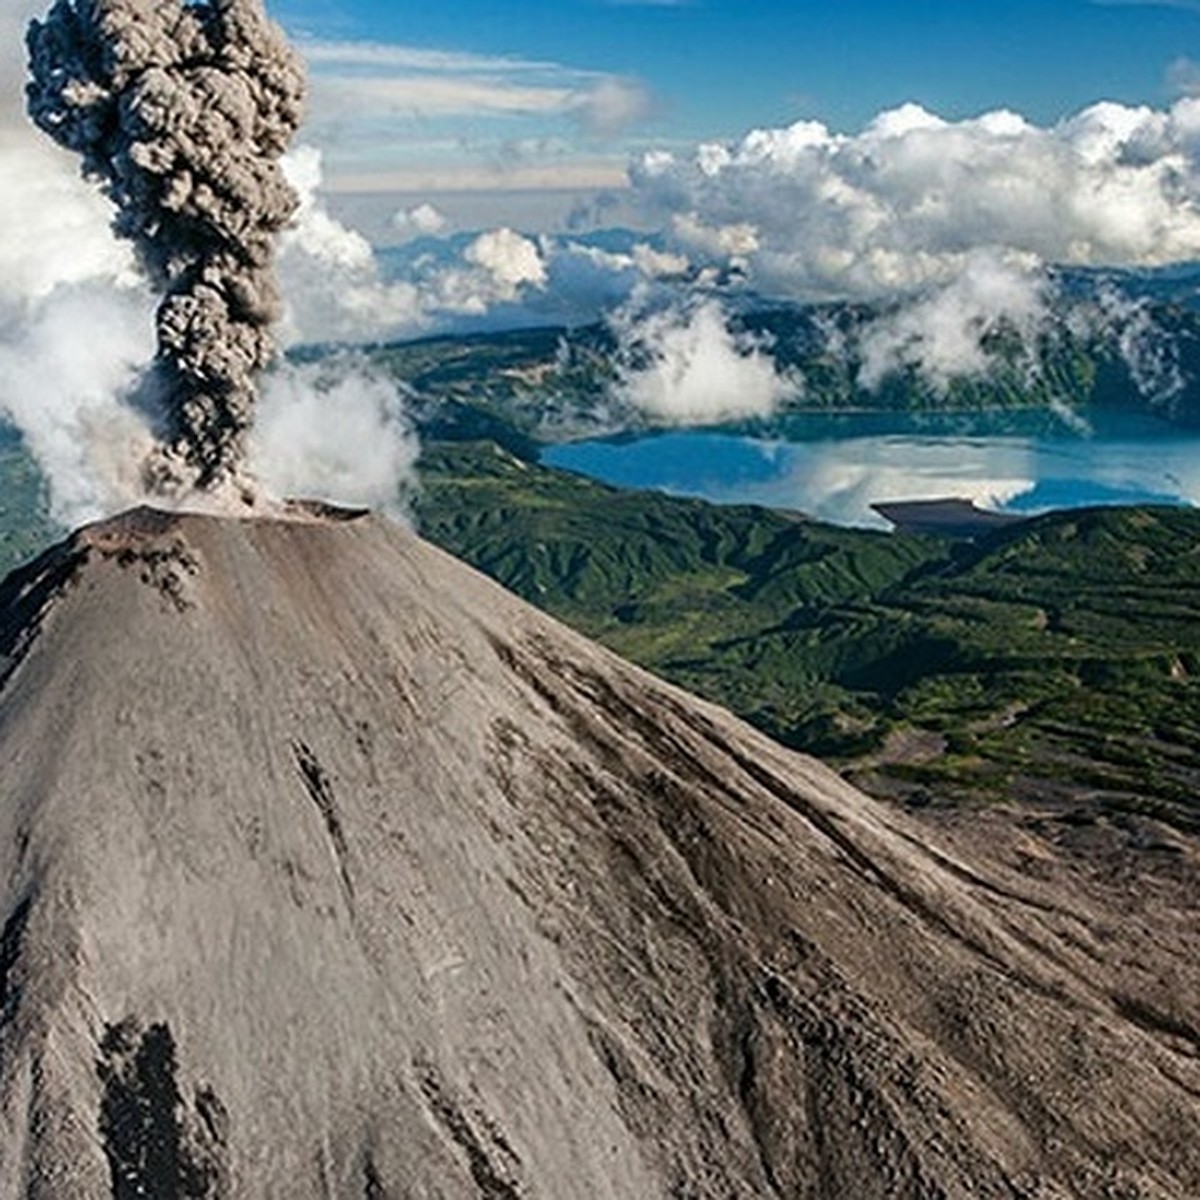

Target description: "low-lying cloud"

left=611, top=295, right=796, bottom=424
left=857, top=252, right=1051, bottom=392
left=393, top=203, right=449, bottom=238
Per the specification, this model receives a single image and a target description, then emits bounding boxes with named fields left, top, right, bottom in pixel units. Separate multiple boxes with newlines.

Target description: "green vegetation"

left=367, top=300, right=1200, bottom=441
left=366, top=325, right=616, bottom=448
left=417, top=442, right=1200, bottom=831
left=0, top=429, right=59, bottom=578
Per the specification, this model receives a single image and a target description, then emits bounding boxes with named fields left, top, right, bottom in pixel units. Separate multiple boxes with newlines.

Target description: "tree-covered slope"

left=417, top=442, right=1200, bottom=831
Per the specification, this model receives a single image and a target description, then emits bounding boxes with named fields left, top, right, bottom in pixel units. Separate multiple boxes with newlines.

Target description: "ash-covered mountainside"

left=0, top=509, right=1197, bottom=1198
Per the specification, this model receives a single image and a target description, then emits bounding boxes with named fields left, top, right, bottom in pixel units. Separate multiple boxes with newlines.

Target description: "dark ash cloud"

left=27, top=0, right=307, bottom=490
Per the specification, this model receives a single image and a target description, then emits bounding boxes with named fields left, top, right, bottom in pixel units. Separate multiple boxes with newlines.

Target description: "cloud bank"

left=627, top=98, right=1200, bottom=400
left=634, top=99, right=1200, bottom=301
left=279, top=146, right=562, bottom=338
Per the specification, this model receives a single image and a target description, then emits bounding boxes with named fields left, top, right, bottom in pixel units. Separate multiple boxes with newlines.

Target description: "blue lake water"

left=541, top=410, right=1200, bottom=529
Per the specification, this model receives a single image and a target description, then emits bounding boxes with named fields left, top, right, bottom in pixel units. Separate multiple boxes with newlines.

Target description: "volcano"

left=0, top=507, right=1196, bottom=1198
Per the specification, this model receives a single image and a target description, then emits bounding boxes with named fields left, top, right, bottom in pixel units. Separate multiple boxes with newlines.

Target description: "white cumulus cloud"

left=633, top=98, right=1200, bottom=301
left=278, top=147, right=427, bottom=345
left=611, top=296, right=796, bottom=424
left=393, top=203, right=448, bottom=237
left=464, top=228, right=548, bottom=292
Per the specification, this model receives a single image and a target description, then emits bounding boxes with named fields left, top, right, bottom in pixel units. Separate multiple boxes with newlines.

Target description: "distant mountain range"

left=356, top=257, right=1200, bottom=442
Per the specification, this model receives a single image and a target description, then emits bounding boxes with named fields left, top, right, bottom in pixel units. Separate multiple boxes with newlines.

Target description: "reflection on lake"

left=541, top=410, right=1200, bottom=529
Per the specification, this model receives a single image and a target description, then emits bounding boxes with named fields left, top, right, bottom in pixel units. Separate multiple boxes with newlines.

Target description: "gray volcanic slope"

left=0, top=508, right=1197, bottom=1198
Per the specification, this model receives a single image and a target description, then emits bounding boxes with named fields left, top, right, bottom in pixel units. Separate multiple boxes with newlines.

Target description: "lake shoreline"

left=542, top=409, right=1200, bottom=530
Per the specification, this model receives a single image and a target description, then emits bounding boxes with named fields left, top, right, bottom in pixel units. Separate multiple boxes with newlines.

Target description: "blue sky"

left=270, top=0, right=1200, bottom=229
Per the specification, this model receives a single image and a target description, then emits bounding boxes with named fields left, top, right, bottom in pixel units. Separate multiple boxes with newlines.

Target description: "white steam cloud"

left=249, top=359, right=419, bottom=516
left=0, top=2, right=156, bottom=524
left=0, top=138, right=134, bottom=305
left=611, top=296, right=795, bottom=423
left=0, top=282, right=156, bottom=523
left=0, top=3, right=151, bottom=522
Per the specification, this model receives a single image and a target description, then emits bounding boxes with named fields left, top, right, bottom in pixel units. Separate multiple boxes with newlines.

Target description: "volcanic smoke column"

left=26, top=0, right=306, bottom=489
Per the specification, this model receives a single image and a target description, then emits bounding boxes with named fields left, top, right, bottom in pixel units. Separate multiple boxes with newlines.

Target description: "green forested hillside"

left=0, top=430, right=58, bottom=578
left=370, top=299, right=1200, bottom=440
left=417, top=442, right=1200, bottom=831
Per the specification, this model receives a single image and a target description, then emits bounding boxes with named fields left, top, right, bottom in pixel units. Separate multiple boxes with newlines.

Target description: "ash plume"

left=25, top=0, right=306, bottom=491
